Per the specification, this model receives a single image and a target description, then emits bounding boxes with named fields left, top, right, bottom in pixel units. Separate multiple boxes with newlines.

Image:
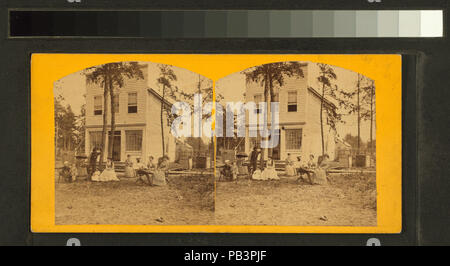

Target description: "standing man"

left=248, top=147, right=261, bottom=176
left=88, top=147, right=99, bottom=181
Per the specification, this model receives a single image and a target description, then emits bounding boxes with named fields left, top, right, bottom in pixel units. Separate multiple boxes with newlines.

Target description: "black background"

left=0, top=0, right=448, bottom=247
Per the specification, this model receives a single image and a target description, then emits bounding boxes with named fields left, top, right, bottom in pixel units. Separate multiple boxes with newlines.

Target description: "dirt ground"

left=55, top=173, right=214, bottom=225
left=56, top=171, right=376, bottom=226
left=215, top=172, right=377, bottom=226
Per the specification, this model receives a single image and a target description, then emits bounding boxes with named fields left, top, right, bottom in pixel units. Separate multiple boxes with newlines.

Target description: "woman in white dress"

left=285, top=153, right=296, bottom=176
left=124, top=155, right=135, bottom=178
left=261, top=157, right=279, bottom=180
left=97, top=158, right=120, bottom=182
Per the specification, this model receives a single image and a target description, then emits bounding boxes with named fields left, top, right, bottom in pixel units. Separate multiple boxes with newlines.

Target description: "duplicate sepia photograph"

left=215, top=61, right=377, bottom=226
left=31, top=54, right=401, bottom=233
left=53, top=61, right=215, bottom=225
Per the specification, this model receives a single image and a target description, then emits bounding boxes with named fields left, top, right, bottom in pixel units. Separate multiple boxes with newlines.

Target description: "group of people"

left=248, top=147, right=280, bottom=181
left=87, top=148, right=120, bottom=182
left=59, top=147, right=169, bottom=186
left=227, top=146, right=331, bottom=185
left=285, top=153, right=330, bottom=185
left=124, top=154, right=169, bottom=186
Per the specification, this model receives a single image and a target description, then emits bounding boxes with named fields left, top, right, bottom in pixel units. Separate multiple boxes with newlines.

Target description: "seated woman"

left=142, top=156, right=156, bottom=185
left=285, top=153, right=296, bottom=176
left=312, top=154, right=330, bottom=185
left=124, top=155, right=135, bottom=178
left=295, top=156, right=314, bottom=184
left=153, top=155, right=169, bottom=186
left=261, top=157, right=279, bottom=180
left=307, top=154, right=316, bottom=169
left=134, top=157, right=147, bottom=184
left=98, top=158, right=120, bottom=182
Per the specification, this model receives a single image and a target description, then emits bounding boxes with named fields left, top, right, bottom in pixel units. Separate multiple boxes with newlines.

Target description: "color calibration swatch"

left=10, top=10, right=443, bottom=38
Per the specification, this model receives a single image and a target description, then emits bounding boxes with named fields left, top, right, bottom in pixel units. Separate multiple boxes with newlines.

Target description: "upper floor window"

left=287, top=91, right=297, bottom=112
left=128, top=92, right=137, bottom=113
left=94, top=95, right=102, bottom=115
left=112, top=94, right=119, bottom=113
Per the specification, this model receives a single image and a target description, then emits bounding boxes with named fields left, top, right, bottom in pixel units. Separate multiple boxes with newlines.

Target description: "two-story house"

left=244, top=62, right=337, bottom=161
left=85, top=64, right=176, bottom=163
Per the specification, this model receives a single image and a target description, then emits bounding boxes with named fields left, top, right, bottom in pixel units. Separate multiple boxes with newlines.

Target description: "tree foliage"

left=242, top=61, right=306, bottom=166
left=84, top=62, right=144, bottom=161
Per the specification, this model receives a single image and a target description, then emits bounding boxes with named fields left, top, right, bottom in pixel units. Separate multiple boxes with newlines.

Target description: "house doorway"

left=271, top=129, right=281, bottom=160
left=108, top=131, right=121, bottom=161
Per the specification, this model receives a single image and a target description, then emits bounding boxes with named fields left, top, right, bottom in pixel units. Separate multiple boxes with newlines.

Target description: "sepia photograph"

left=215, top=61, right=377, bottom=226
left=54, top=61, right=215, bottom=225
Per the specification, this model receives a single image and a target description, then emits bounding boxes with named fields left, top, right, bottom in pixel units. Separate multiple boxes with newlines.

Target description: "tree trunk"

left=100, top=74, right=109, bottom=167
left=109, top=79, right=116, bottom=161
left=161, top=84, right=165, bottom=155
left=260, top=76, right=270, bottom=170
left=268, top=79, right=274, bottom=159
left=320, top=81, right=325, bottom=156
left=357, top=74, right=361, bottom=154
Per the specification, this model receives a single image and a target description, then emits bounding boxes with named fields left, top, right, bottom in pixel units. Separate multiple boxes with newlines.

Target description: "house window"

left=94, top=95, right=102, bottom=115
left=254, top=94, right=262, bottom=114
left=126, top=130, right=142, bottom=151
left=128, top=92, right=137, bottom=113
left=89, top=131, right=102, bottom=150
left=287, top=91, right=297, bottom=112
left=285, top=129, right=302, bottom=150
left=112, top=94, right=119, bottom=113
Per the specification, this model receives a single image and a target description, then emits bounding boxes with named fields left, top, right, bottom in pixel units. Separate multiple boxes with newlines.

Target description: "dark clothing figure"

left=221, top=162, right=233, bottom=181
left=296, top=167, right=314, bottom=184
left=60, top=166, right=72, bottom=183
left=295, top=156, right=314, bottom=184
left=248, top=149, right=260, bottom=175
left=137, top=161, right=156, bottom=186
left=88, top=149, right=99, bottom=180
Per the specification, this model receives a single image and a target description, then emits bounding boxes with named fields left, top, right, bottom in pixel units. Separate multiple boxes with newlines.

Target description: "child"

left=70, top=163, right=78, bottom=182
left=91, top=168, right=102, bottom=182
left=231, top=161, right=239, bottom=180
left=251, top=167, right=263, bottom=180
